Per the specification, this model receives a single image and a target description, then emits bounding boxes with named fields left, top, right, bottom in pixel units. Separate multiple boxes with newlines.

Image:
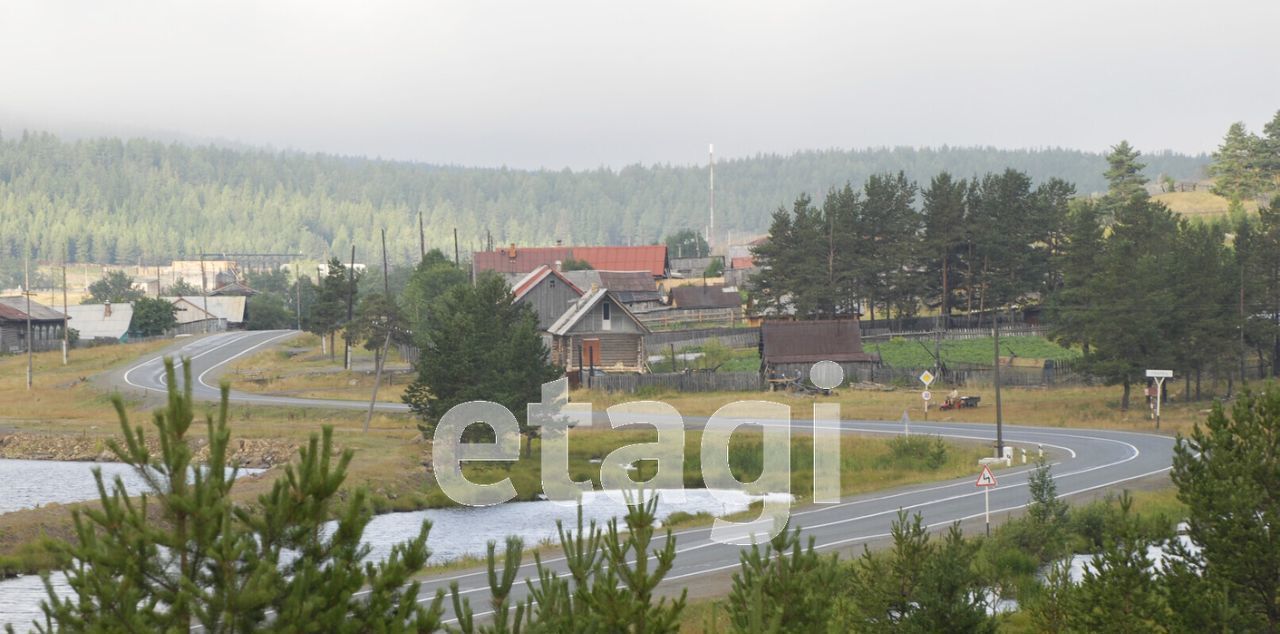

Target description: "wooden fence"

left=638, top=308, right=741, bottom=329
left=584, top=371, right=763, bottom=393
left=862, top=326, right=1045, bottom=342
left=644, top=327, right=759, bottom=351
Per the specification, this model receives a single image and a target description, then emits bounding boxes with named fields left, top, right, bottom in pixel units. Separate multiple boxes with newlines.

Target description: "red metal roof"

left=473, top=247, right=574, bottom=275
left=474, top=245, right=668, bottom=278
left=730, top=256, right=755, bottom=269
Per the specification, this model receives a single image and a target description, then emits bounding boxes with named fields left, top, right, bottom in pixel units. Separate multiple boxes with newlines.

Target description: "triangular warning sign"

left=975, top=464, right=997, bottom=487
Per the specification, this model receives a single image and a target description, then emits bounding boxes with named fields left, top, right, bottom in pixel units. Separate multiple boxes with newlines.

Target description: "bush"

left=881, top=434, right=949, bottom=470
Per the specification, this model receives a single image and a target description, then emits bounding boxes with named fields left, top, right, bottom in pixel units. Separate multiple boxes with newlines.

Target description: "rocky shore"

left=0, top=432, right=295, bottom=469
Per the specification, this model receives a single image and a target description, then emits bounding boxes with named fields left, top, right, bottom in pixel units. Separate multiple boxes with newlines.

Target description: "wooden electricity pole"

left=993, top=317, right=1004, bottom=458
left=365, top=229, right=392, bottom=432
left=344, top=245, right=356, bottom=370
left=62, top=262, right=69, bottom=365
left=25, top=253, right=33, bottom=390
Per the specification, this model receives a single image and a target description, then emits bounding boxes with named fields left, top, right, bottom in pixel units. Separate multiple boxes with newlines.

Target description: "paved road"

left=107, top=330, right=1176, bottom=624
left=402, top=420, right=1173, bottom=622
left=106, top=329, right=410, bottom=412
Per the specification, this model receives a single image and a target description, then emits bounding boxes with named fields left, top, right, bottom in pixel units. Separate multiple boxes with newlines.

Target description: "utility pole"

left=199, top=253, right=210, bottom=319
left=993, top=317, right=1004, bottom=458
left=344, top=245, right=356, bottom=370
left=61, top=262, right=69, bottom=365
left=708, top=143, right=715, bottom=250
left=453, top=227, right=460, bottom=265
left=366, top=229, right=392, bottom=432
left=294, top=259, right=303, bottom=331
left=24, top=253, right=33, bottom=390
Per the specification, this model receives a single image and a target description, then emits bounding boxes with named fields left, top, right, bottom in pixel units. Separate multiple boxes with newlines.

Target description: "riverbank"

left=0, top=431, right=295, bottom=468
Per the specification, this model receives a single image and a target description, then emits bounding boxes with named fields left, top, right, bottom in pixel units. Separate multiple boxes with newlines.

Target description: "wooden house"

left=511, top=265, right=584, bottom=331
left=0, top=297, right=69, bottom=354
left=547, top=287, right=650, bottom=373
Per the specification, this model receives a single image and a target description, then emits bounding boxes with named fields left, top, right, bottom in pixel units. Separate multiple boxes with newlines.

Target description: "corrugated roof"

left=547, top=288, right=650, bottom=336
left=474, top=245, right=668, bottom=278
left=474, top=247, right=574, bottom=275
left=570, top=246, right=667, bottom=277
left=511, top=265, right=583, bottom=302
left=164, top=296, right=245, bottom=323
left=730, top=256, right=755, bottom=270
left=669, top=284, right=742, bottom=309
left=761, top=319, right=875, bottom=364
left=65, top=304, right=134, bottom=340
left=0, top=296, right=69, bottom=322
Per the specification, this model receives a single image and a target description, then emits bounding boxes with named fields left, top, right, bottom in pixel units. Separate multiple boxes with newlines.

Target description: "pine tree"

left=1209, top=122, right=1268, bottom=204
left=33, top=359, right=444, bottom=633
left=1172, top=389, right=1280, bottom=630
left=726, top=523, right=840, bottom=632
left=403, top=272, right=559, bottom=443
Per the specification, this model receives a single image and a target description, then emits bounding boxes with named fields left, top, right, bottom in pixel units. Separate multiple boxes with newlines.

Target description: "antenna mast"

left=708, top=143, right=715, bottom=251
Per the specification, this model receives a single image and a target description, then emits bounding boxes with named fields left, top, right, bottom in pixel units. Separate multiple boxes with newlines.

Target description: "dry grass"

left=571, top=382, right=1218, bottom=438
left=0, top=339, right=174, bottom=428
left=224, top=333, right=409, bottom=403
left=1153, top=189, right=1259, bottom=217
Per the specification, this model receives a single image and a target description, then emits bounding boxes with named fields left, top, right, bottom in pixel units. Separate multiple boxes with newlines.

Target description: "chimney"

left=554, top=260, right=562, bottom=272
left=507, top=243, right=517, bottom=259
left=104, top=301, right=112, bottom=318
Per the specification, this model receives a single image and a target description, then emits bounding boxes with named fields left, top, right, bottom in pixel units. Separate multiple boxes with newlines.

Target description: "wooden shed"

left=760, top=319, right=877, bottom=384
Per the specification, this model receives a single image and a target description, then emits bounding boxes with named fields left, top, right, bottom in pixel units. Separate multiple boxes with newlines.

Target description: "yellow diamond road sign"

left=918, top=370, right=935, bottom=386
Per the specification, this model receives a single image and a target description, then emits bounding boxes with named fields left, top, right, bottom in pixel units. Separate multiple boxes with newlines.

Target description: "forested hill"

left=0, top=130, right=1208, bottom=267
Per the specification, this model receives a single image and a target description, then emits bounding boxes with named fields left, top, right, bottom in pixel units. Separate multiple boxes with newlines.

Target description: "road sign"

left=975, top=464, right=997, bottom=487
left=921, top=390, right=932, bottom=401
left=918, top=370, right=935, bottom=386
left=1145, top=370, right=1171, bottom=430
left=976, top=464, right=997, bottom=535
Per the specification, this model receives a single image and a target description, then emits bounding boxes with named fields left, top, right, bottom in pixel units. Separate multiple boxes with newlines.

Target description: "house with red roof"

left=474, top=244, right=669, bottom=278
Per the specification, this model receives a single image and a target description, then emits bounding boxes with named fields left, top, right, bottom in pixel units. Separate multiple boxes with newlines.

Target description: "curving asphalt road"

left=106, top=329, right=1177, bottom=624
left=107, top=329, right=410, bottom=412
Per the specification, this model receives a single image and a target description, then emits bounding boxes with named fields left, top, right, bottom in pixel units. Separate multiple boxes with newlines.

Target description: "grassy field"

left=866, top=335, right=1079, bottom=368
left=433, top=428, right=994, bottom=508
left=573, top=379, right=1218, bottom=437
left=225, top=333, right=410, bottom=402
left=1153, top=189, right=1259, bottom=218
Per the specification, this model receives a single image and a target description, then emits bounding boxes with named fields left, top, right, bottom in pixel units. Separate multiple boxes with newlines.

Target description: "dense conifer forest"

left=0, top=129, right=1207, bottom=269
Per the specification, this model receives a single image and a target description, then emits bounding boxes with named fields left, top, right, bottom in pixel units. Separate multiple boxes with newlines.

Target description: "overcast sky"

left=2, top=0, right=1277, bottom=169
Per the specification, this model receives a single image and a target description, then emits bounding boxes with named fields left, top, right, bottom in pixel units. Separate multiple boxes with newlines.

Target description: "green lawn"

left=867, top=335, right=1079, bottom=368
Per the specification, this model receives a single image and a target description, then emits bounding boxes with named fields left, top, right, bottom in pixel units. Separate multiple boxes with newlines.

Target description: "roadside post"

left=901, top=410, right=910, bottom=438
left=918, top=370, right=935, bottom=420
left=976, top=464, right=997, bottom=535
left=1145, top=369, right=1172, bottom=430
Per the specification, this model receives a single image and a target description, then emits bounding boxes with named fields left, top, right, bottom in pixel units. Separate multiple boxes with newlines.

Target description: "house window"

left=602, top=301, right=612, bottom=330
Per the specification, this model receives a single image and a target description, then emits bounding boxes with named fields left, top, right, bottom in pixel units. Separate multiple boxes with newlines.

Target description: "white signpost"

left=919, top=371, right=935, bottom=419
left=976, top=464, right=997, bottom=535
left=1145, top=369, right=1172, bottom=430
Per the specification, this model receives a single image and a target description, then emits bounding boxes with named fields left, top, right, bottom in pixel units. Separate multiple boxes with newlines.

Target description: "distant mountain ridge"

left=0, top=130, right=1208, bottom=268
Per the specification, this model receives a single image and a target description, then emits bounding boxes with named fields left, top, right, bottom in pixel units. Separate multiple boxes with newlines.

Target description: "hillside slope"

left=0, top=131, right=1207, bottom=270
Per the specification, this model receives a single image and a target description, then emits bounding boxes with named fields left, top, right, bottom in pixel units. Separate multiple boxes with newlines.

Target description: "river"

left=0, top=458, right=775, bottom=630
